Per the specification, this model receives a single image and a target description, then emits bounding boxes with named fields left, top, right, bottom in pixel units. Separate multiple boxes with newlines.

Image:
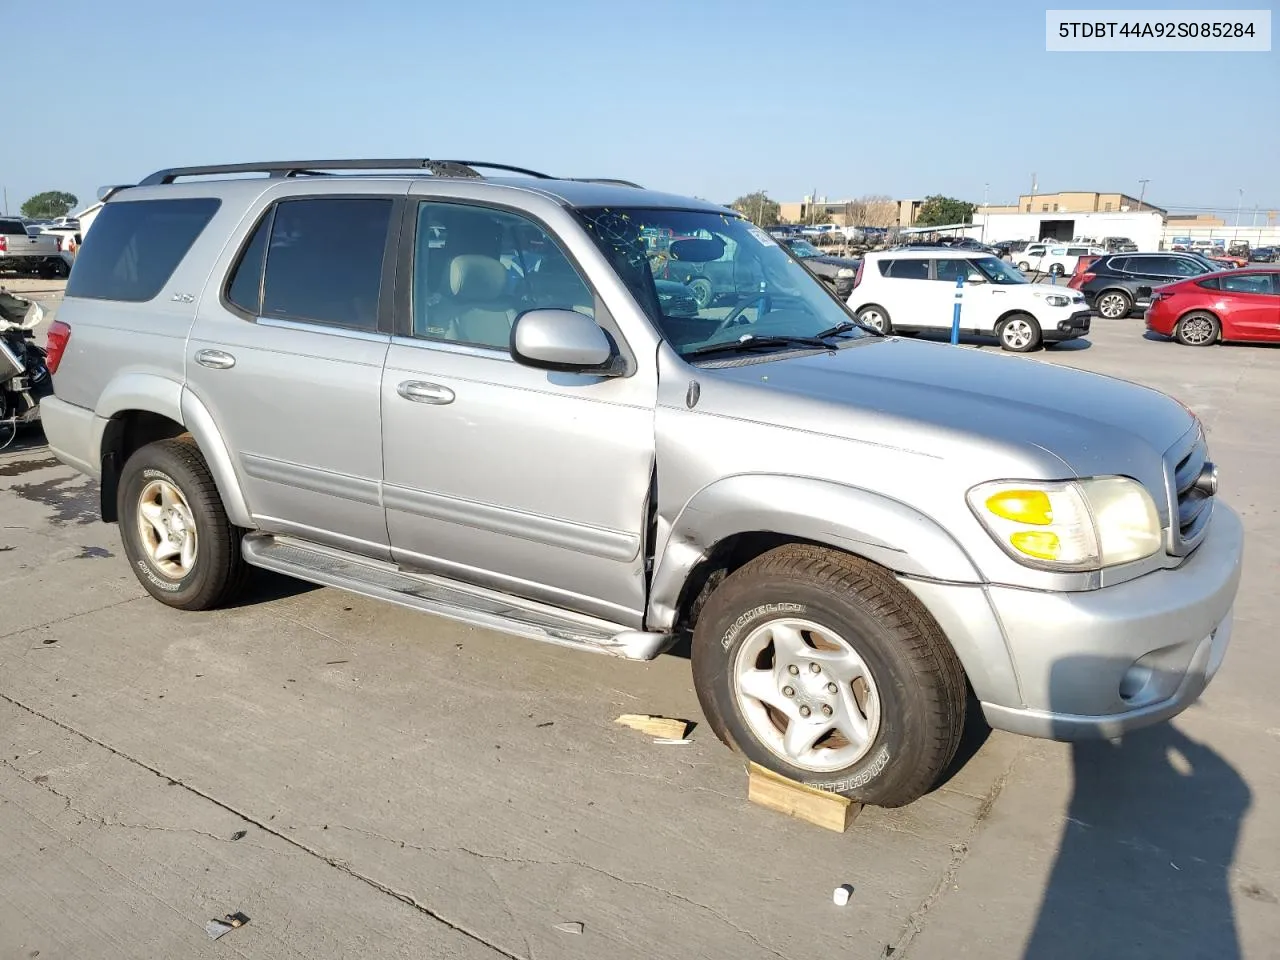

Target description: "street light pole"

left=981, top=182, right=989, bottom=243
left=1233, top=187, right=1243, bottom=243
left=1137, top=178, right=1150, bottom=211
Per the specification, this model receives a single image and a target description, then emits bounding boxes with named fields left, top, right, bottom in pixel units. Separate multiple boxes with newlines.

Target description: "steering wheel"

left=712, top=294, right=772, bottom=337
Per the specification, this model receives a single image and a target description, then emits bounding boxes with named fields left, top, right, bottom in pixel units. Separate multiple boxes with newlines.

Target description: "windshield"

left=972, top=256, right=1029, bottom=285
left=576, top=207, right=872, bottom=358
left=786, top=239, right=822, bottom=258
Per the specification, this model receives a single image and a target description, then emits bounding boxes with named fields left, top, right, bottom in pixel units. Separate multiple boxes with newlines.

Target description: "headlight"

left=836, top=267, right=855, bottom=278
left=1044, top=294, right=1070, bottom=307
left=968, top=477, right=1162, bottom=571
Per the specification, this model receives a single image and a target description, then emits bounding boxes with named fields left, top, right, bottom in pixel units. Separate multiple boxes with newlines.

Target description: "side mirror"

left=510, top=309, right=621, bottom=374
left=966, top=273, right=986, bottom=284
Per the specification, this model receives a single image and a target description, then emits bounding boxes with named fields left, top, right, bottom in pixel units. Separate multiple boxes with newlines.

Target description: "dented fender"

left=646, top=474, right=982, bottom=631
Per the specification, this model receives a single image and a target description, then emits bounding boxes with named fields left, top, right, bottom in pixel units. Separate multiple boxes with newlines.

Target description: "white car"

left=847, top=248, right=1092, bottom=351
left=1015, top=243, right=1105, bottom=277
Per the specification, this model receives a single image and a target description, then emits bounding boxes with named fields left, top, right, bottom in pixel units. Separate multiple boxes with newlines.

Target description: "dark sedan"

left=777, top=237, right=860, bottom=298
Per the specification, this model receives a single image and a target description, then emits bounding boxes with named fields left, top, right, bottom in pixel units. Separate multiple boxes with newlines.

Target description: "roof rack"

left=136, top=159, right=560, bottom=186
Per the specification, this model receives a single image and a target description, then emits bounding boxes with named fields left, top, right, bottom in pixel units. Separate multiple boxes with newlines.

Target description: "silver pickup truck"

left=0, top=218, right=70, bottom=277
left=38, top=159, right=1243, bottom=807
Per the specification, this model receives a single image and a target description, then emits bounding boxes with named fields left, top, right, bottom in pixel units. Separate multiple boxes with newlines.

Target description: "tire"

left=689, top=277, right=713, bottom=310
left=1175, top=311, right=1220, bottom=347
left=855, top=304, right=892, bottom=334
left=1048, top=264, right=1065, bottom=277
left=1016, top=261, right=1030, bottom=272
left=691, top=545, right=967, bottom=807
left=1095, top=289, right=1132, bottom=319
left=997, top=312, right=1042, bottom=352
left=118, top=438, right=248, bottom=610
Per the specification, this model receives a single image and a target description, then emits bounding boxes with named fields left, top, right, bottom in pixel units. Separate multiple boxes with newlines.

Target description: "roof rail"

left=136, top=159, right=558, bottom=186
left=566, top=178, right=644, bottom=188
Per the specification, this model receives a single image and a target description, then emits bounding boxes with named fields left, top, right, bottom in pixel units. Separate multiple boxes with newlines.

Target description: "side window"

left=260, top=197, right=392, bottom=330
left=1197, top=276, right=1221, bottom=291
left=1067, top=246, right=1088, bottom=256
left=1167, top=258, right=1202, bottom=277
left=225, top=212, right=271, bottom=314
left=1221, top=273, right=1274, bottom=295
left=933, top=258, right=970, bottom=282
left=64, top=198, right=221, bottom=302
left=412, top=201, right=594, bottom=348
left=1131, top=256, right=1167, bottom=275
left=1108, top=257, right=1129, bottom=272
left=884, top=259, right=929, bottom=280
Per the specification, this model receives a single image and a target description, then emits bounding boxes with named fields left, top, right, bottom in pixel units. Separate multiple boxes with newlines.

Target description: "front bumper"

left=901, top=503, right=1243, bottom=740
left=1042, top=309, right=1091, bottom=342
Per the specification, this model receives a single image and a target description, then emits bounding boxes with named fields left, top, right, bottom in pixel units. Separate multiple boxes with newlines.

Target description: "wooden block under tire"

left=747, top=762, right=862, bottom=832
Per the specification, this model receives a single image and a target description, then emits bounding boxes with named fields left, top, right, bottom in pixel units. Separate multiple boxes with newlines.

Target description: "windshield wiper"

left=684, top=334, right=835, bottom=359
left=812, top=319, right=877, bottom=339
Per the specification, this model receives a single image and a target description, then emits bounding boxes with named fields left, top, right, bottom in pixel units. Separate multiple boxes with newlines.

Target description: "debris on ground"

left=833, top=883, right=854, bottom=906
left=205, top=912, right=250, bottom=940
left=614, top=714, right=692, bottom=741
left=553, top=921, right=584, bottom=935
left=652, top=737, right=693, bottom=745
left=230, top=830, right=247, bottom=841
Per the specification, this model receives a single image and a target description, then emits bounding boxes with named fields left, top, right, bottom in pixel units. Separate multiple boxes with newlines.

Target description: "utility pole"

left=1233, top=188, right=1243, bottom=243
left=981, top=182, right=989, bottom=243
left=1, top=186, right=7, bottom=216
left=1137, top=178, right=1150, bottom=211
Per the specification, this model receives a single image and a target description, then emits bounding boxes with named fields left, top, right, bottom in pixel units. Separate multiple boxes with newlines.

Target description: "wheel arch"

left=647, top=474, right=982, bottom=634
left=92, top=374, right=252, bottom=527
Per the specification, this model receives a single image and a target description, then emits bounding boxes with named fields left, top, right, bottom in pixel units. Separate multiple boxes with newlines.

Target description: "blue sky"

left=5, top=0, right=1276, bottom=218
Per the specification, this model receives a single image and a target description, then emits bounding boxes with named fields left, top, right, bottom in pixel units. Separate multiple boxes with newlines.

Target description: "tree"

left=843, top=194, right=898, bottom=228
left=21, top=191, right=79, bottom=219
left=913, top=194, right=976, bottom=228
left=730, top=191, right=781, bottom=228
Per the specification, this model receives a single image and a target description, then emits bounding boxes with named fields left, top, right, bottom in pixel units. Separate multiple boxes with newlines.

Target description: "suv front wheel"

left=691, top=545, right=967, bottom=807
left=118, top=438, right=248, bottom=610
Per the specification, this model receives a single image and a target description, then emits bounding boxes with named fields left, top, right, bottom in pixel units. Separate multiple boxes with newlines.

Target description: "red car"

left=1145, top=268, right=1280, bottom=345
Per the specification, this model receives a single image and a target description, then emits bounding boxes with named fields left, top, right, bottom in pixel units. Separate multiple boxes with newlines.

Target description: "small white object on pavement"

left=553, top=921, right=584, bottom=935
left=833, top=883, right=854, bottom=906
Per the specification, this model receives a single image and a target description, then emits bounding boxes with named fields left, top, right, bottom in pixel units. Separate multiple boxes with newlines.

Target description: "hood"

left=696, top=336, right=1193, bottom=478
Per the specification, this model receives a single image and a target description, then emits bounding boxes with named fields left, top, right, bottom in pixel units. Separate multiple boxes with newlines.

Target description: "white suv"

left=1016, top=243, right=1105, bottom=277
left=847, top=248, right=1091, bottom=351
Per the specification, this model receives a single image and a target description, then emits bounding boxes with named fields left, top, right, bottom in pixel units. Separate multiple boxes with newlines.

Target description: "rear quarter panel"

left=51, top=182, right=273, bottom=414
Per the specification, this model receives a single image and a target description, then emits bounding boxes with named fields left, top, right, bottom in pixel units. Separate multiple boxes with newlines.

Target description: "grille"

left=1168, top=431, right=1214, bottom=554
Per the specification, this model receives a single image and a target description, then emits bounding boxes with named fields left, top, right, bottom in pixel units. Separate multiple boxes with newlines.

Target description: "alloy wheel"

left=732, top=617, right=882, bottom=773
left=136, top=478, right=198, bottom=579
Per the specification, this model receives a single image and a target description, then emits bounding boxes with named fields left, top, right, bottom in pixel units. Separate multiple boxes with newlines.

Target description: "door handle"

left=194, top=349, right=236, bottom=370
left=397, top=381, right=455, bottom=405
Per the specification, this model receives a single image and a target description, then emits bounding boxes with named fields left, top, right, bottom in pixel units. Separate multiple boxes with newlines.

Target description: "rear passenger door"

left=186, top=184, right=406, bottom=559
left=877, top=257, right=938, bottom=329
left=378, top=193, right=656, bottom=625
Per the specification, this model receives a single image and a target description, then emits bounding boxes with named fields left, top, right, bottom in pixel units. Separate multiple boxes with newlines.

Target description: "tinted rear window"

left=0, top=219, right=27, bottom=235
left=880, top=259, right=929, bottom=280
left=66, top=198, right=220, bottom=302
left=260, top=197, right=391, bottom=329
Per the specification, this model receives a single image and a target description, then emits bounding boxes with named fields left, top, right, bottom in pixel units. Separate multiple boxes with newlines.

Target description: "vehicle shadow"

left=229, top=568, right=320, bottom=608
left=1025, top=656, right=1249, bottom=959
left=910, top=331, right=1093, bottom=352
left=0, top=424, right=49, bottom=456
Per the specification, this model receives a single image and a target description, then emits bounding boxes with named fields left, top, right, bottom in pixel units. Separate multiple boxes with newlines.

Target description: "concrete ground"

left=1, top=279, right=1277, bottom=959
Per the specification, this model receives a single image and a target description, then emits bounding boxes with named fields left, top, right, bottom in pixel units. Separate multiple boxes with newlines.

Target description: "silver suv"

left=40, top=159, right=1243, bottom=807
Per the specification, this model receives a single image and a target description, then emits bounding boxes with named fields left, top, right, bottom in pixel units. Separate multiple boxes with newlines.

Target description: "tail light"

left=45, top=321, right=71, bottom=374
left=1067, top=272, right=1093, bottom=289
left=0, top=236, right=7, bottom=253
left=851, top=259, right=864, bottom=288
left=54, top=236, right=63, bottom=251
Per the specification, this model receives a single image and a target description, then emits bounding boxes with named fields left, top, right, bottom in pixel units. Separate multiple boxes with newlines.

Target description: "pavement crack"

left=333, top=827, right=786, bottom=960
left=0, top=691, right=528, bottom=960
left=0, top=756, right=239, bottom=842
left=885, top=744, right=1027, bottom=959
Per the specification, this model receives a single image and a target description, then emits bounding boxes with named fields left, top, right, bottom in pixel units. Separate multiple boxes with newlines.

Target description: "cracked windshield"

left=577, top=207, right=873, bottom=357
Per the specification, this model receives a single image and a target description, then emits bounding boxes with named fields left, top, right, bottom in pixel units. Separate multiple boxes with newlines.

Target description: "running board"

left=241, top=534, right=670, bottom=660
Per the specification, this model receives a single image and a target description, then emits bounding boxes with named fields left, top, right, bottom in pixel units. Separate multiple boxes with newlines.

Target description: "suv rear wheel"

left=118, top=438, right=248, bottom=610
left=855, top=304, right=892, bottom=333
left=691, top=545, right=966, bottom=807
left=1095, top=290, right=1132, bottom=319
